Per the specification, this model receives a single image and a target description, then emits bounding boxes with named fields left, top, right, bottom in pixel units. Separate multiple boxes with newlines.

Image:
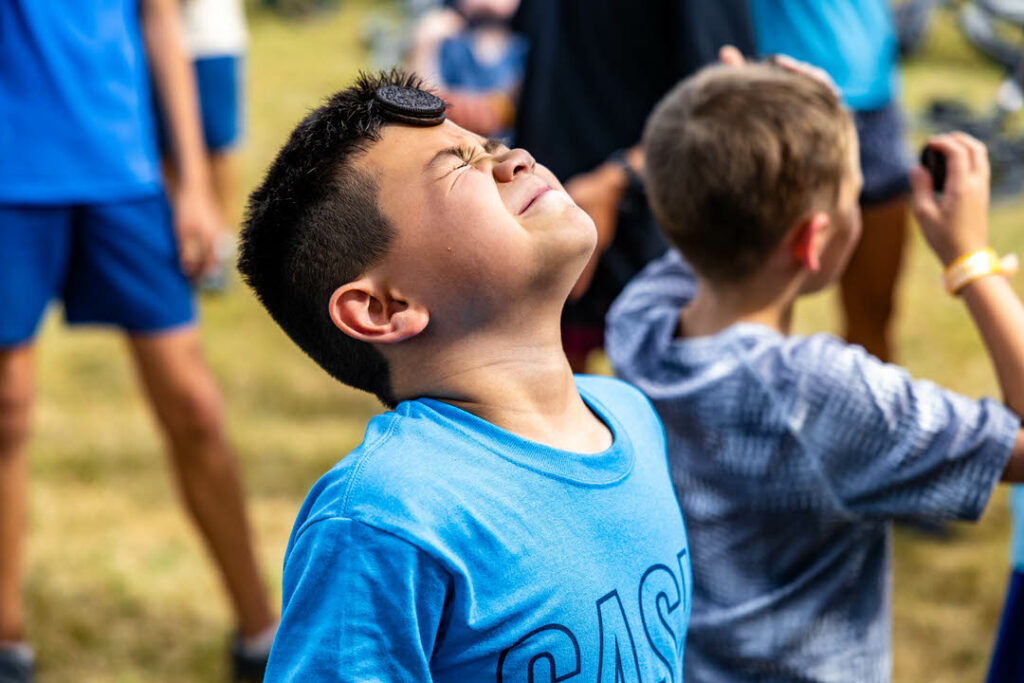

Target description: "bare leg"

left=0, top=347, right=34, bottom=642
left=839, top=198, right=908, bottom=363
left=209, top=151, right=238, bottom=229
left=128, top=328, right=272, bottom=637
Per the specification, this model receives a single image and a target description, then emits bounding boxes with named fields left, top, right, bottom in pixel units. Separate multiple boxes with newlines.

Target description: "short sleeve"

left=789, top=336, right=1020, bottom=521
left=266, top=517, right=450, bottom=682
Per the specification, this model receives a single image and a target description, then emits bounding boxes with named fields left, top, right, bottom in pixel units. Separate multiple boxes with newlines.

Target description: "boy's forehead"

left=362, top=120, right=485, bottom=175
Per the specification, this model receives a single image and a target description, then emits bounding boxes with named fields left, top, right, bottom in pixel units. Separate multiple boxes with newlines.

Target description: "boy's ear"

left=790, top=212, right=830, bottom=272
left=328, top=278, right=429, bottom=344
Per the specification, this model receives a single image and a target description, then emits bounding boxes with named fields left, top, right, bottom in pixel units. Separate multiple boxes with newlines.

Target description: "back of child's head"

left=238, top=70, right=427, bottom=407
left=643, top=63, right=854, bottom=283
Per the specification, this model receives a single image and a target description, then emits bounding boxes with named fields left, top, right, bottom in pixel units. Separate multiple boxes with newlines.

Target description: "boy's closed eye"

left=432, top=139, right=509, bottom=180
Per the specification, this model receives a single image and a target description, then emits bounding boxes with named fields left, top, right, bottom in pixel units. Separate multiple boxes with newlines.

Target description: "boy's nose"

left=493, top=148, right=536, bottom=183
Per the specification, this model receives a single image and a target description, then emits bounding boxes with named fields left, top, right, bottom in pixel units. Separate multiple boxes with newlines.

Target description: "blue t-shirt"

left=1012, top=487, right=1024, bottom=571
left=0, top=0, right=162, bottom=204
left=747, top=0, right=899, bottom=111
left=267, top=375, right=692, bottom=682
left=606, top=251, right=1019, bottom=683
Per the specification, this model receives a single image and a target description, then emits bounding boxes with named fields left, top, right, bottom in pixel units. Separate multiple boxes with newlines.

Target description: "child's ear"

left=328, top=278, right=429, bottom=344
left=790, top=212, right=830, bottom=272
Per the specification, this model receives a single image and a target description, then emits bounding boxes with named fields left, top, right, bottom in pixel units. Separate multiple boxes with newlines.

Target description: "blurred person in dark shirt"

left=509, top=0, right=756, bottom=370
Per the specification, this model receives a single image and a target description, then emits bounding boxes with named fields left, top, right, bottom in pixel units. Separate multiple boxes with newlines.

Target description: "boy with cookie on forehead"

left=239, top=71, right=692, bottom=681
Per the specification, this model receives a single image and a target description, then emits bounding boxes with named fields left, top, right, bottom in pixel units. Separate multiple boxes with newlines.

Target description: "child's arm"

left=962, top=277, right=1024, bottom=479
left=141, top=0, right=221, bottom=279
left=910, top=132, right=1024, bottom=480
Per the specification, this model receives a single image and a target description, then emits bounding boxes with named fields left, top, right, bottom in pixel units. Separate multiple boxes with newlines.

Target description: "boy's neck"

left=388, top=322, right=613, bottom=454
left=679, top=272, right=800, bottom=339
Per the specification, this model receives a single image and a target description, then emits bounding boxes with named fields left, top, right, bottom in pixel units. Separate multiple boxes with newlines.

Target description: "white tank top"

left=183, top=0, right=247, bottom=59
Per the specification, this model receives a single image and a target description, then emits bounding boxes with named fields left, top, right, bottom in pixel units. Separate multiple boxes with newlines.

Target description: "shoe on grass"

left=230, top=634, right=270, bottom=682
left=0, top=644, right=34, bottom=683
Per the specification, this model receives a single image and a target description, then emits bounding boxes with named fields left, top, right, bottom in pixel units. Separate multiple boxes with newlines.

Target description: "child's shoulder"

left=290, top=406, right=462, bottom=534
left=719, top=329, right=914, bottom=410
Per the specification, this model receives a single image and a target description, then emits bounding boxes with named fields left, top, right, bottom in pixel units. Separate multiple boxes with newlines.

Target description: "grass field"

left=19, top=2, right=1024, bottom=680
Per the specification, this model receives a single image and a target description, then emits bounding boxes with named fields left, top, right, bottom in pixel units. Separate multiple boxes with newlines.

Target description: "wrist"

left=174, top=154, right=213, bottom=193
left=943, top=247, right=1018, bottom=295
left=606, top=148, right=642, bottom=194
left=596, top=160, right=630, bottom=196
left=938, top=243, right=987, bottom=268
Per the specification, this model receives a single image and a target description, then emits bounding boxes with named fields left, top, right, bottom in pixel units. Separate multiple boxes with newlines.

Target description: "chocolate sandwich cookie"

left=375, top=85, right=447, bottom=126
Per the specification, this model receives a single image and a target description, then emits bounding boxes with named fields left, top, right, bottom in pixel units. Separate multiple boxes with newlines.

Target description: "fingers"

left=950, top=131, right=989, bottom=178
left=926, top=133, right=972, bottom=190
left=909, top=165, right=940, bottom=224
left=179, top=231, right=203, bottom=278
left=177, top=220, right=219, bottom=279
left=198, top=229, right=218, bottom=275
left=769, top=54, right=839, bottom=95
left=718, top=45, right=745, bottom=67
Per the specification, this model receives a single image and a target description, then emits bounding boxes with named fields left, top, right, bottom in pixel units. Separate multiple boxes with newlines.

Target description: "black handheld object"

left=920, top=145, right=947, bottom=193
left=374, top=85, right=446, bottom=126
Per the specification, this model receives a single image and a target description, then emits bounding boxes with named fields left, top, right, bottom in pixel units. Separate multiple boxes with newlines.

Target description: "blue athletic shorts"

left=854, top=101, right=912, bottom=206
left=0, top=194, right=195, bottom=347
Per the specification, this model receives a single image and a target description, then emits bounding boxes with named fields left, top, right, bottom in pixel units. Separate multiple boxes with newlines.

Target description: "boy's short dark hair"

left=643, top=63, right=853, bottom=283
left=239, top=70, right=427, bottom=407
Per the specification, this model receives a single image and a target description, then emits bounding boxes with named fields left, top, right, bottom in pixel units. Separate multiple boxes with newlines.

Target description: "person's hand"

left=443, top=91, right=505, bottom=136
left=410, top=8, right=464, bottom=49
left=718, top=45, right=838, bottom=95
left=564, top=162, right=628, bottom=300
left=910, top=132, right=991, bottom=266
left=173, top=182, right=222, bottom=279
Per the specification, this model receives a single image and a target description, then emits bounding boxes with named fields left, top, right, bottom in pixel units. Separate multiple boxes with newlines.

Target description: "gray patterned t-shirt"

left=606, top=250, right=1019, bottom=683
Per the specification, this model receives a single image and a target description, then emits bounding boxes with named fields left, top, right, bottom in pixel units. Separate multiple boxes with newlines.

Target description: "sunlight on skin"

left=18, top=4, right=1024, bottom=681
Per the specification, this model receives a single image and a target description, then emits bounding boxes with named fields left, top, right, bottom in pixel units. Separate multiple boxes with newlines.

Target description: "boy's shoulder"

left=290, top=404, right=458, bottom=536
left=605, top=253, right=884, bottom=403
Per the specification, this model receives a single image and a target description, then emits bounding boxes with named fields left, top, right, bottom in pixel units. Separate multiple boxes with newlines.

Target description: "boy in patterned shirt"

left=607, top=63, right=1024, bottom=682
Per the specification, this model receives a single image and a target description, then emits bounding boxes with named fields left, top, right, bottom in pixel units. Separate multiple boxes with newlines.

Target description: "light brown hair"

left=643, top=63, right=854, bottom=282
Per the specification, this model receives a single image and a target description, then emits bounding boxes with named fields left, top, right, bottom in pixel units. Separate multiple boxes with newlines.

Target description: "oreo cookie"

left=374, top=85, right=447, bottom=126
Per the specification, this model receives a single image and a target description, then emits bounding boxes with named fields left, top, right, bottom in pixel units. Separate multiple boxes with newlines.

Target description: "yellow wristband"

left=942, top=247, right=1018, bottom=295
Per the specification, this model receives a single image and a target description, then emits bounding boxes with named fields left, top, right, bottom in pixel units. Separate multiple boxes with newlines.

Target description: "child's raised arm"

left=910, top=133, right=1024, bottom=480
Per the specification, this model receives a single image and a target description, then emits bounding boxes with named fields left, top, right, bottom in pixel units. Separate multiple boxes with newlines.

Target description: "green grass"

left=21, top=3, right=1024, bottom=680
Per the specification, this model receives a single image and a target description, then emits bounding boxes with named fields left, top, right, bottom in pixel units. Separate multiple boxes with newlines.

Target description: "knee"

left=844, top=279, right=897, bottom=324
left=862, top=285, right=897, bottom=322
left=160, top=382, right=226, bottom=450
left=0, top=373, right=32, bottom=455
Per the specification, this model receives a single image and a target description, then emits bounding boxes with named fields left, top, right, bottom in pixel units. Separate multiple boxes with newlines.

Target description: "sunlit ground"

left=20, top=3, right=1024, bottom=680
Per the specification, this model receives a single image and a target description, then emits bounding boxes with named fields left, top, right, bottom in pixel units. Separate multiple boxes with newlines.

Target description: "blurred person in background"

left=157, top=0, right=248, bottom=291
left=508, top=0, right=756, bottom=371
left=0, top=1, right=275, bottom=681
left=987, top=486, right=1024, bottom=681
left=405, top=0, right=527, bottom=142
left=748, top=0, right=911, bottom=362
